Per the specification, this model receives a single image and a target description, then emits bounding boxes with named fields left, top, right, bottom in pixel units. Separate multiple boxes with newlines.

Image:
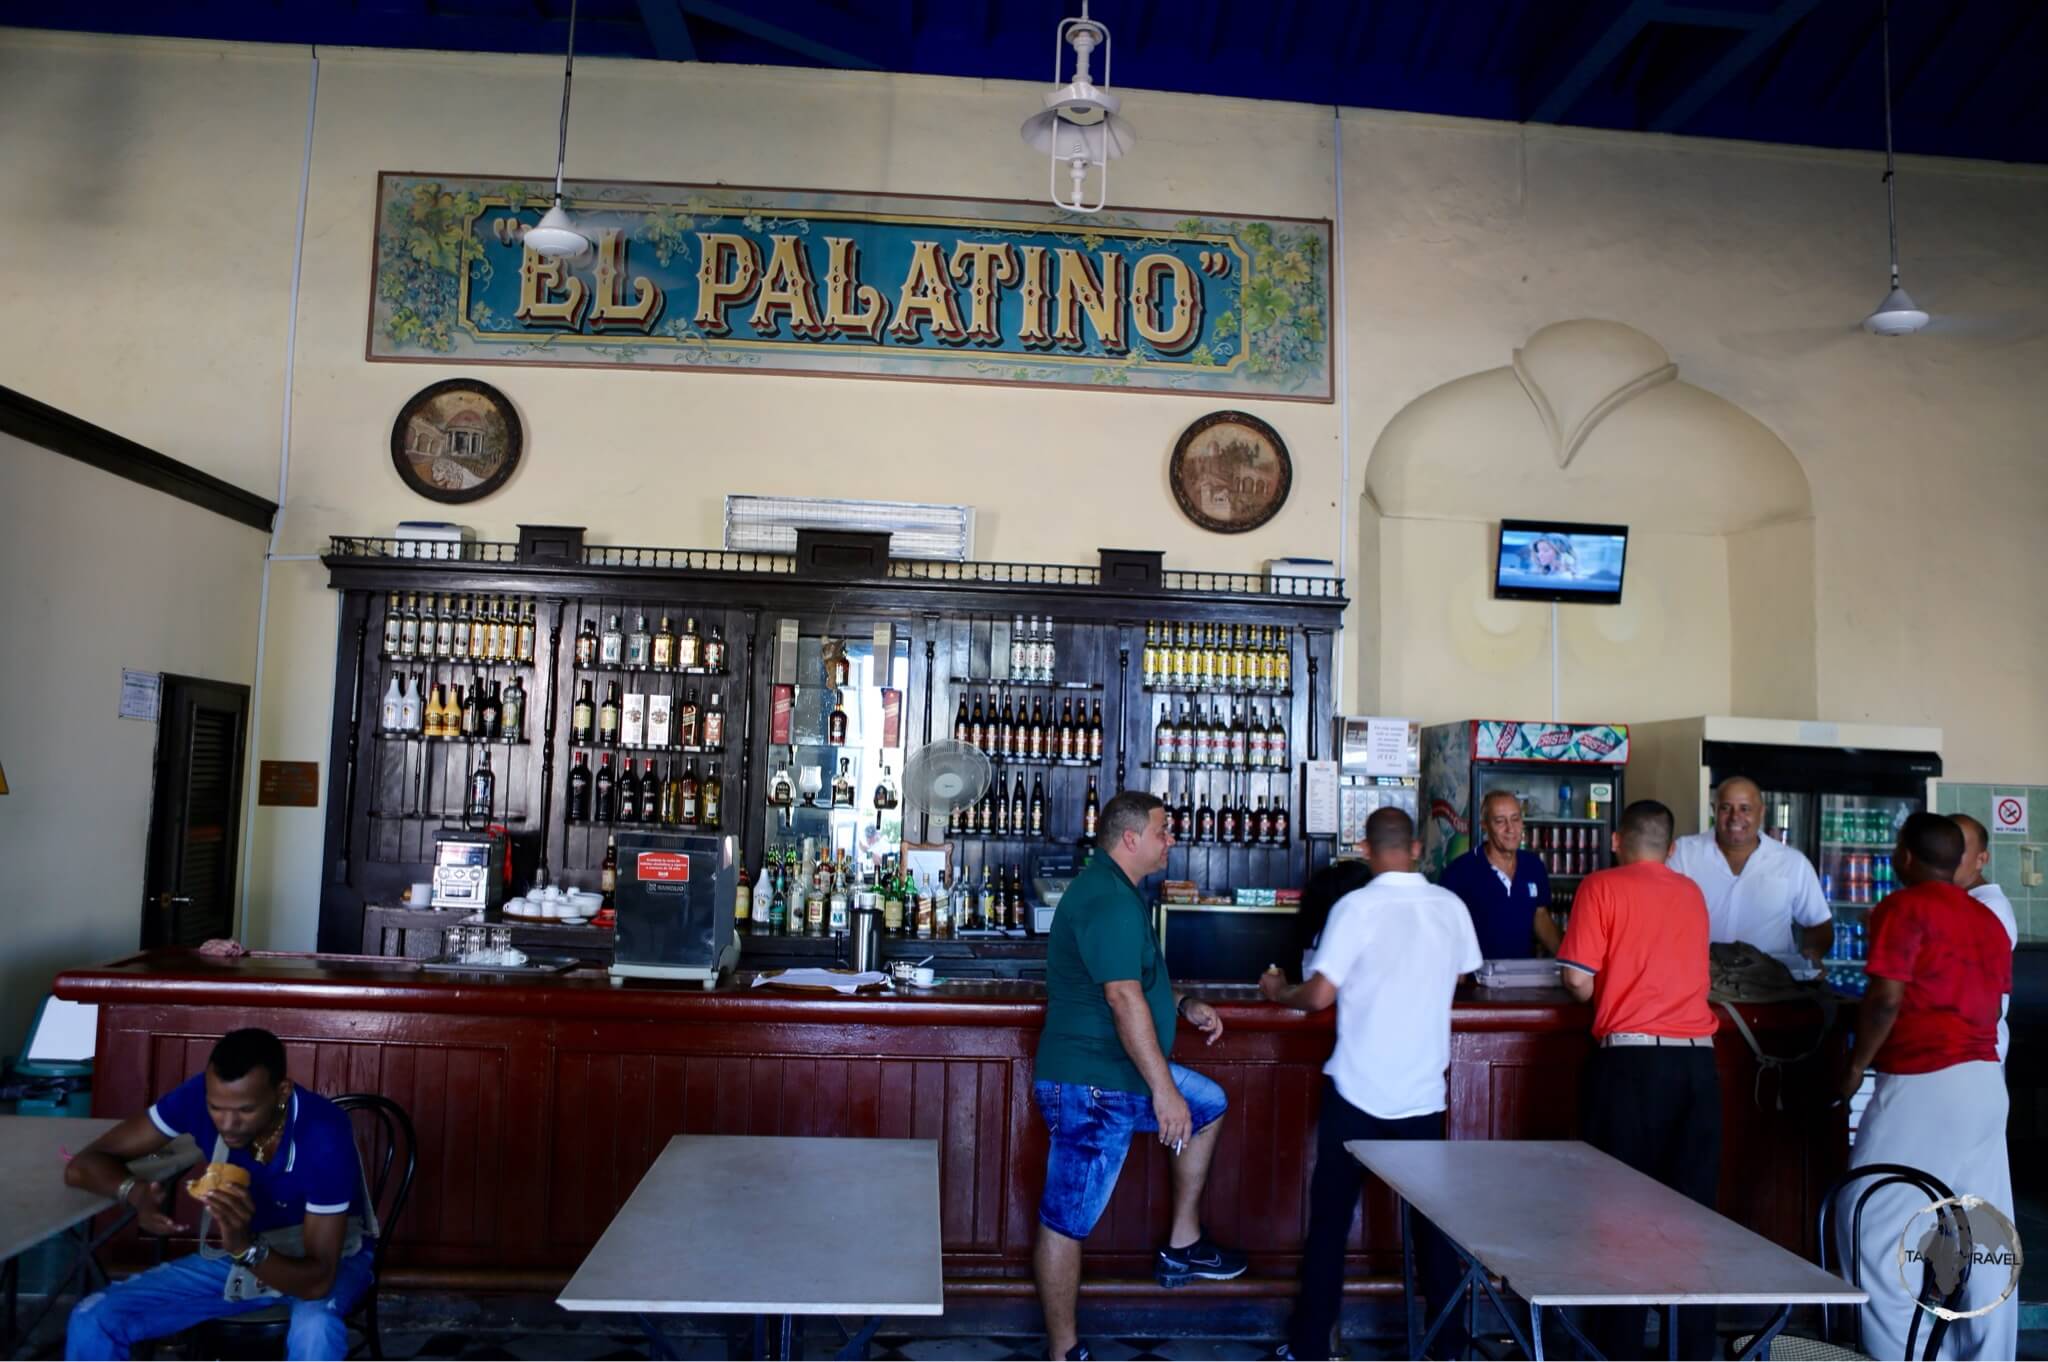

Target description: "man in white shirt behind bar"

left=1668, top=775, right=1832, bottom=962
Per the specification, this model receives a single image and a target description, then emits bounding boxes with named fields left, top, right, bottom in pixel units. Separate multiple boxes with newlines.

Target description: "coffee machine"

left=608, top=830, right=741, bottom=989
left=430, top=828, right=507, bottom=915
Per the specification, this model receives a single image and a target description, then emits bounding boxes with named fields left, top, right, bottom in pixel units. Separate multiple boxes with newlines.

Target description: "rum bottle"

left=955, top=693, right=971, bottom=743
left=1083, top=777, right=1101, bottom=840
left=702, top=624, right=727, bottom=673
left=1010, top=774, right=1028, bottom=832
left=618, top=759, right=641, bottom=824
left=651, top=615, right=676, bottom=671
left=480, top=680, right=502, bottom=741
left=1089, top=700, right=1104, bottom=761
left=451, top=595, right=472, bottom=660
left=1196, top=792, right=1216, bottom=843
left=828, top=693, right=849, bottom=745
left=399, top=593, right=421, bottom=659
left=500, top=674, right=524, bottom=742
left=459, top=682, right=480, bottom=737
left=574, top=618, right=599, bottom=669
left=677, top=617, right=702, bottom=670
left=1029, top=696, right=1048, bottom=759
left=572, top=680, right=595, bottom=745
left=660, top=760, right=682, bottom=825
left=1218, top=795, right=1240, bottom=845
left=599, top=682, right=621, bottom=747
left=679, top=760, right=700, bottom=826
left=515, top=600, right=536, bottom=663
left=382, top=593, right=403, bottom=657
left=567, top=751, right=592, bottom=822
left=466, top=750, right=494, bottom=829
left=701, top=764, right=722, bottom=829
left=601, top=835, right=618, bottom=909
left=594, top=754, right=617, bottom=823
left=1271, top=797, right=1290, bottom=845
left=434, top=594, right=455, bottom=659
left=702, top=691, right=726, bottom=749
left=1030, top=775, right=1046, bottom=835
left=970, top=692, right=987, bottom=749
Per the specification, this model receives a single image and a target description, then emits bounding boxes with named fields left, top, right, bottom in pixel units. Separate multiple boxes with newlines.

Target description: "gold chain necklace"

left=251, top=1108, right=288, bottom=1164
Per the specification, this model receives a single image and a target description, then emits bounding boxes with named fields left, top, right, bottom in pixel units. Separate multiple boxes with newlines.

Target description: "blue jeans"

left=1034, top=1063, right=1229, bottom=1240
left=66, top=1246, right=375, bottom=1361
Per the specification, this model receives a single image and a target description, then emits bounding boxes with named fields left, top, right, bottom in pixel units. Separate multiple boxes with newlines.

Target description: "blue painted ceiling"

left=6, top=1, right=2046, bottom=165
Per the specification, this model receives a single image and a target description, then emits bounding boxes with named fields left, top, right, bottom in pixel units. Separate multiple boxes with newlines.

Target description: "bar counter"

left=55, top=952, right=1846, bottom=1297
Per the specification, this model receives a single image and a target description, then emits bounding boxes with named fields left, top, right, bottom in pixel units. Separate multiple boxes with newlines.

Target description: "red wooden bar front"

left=55, top=952, right=1846, bottom=1297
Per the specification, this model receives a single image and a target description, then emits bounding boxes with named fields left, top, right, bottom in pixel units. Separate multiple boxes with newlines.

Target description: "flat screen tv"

left=1492, top=519, right=1629, bottom=605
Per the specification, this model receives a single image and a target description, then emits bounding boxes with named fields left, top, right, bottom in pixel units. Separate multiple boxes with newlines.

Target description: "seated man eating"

left=64, top=1027, right=376, bottom=1361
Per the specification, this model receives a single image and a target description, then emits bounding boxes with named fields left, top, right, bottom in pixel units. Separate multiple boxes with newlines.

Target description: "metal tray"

left=419, top=953, right=584, bottom=976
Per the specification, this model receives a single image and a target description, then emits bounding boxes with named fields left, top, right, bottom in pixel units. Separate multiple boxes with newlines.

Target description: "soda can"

left=1821, top=872, right=1834, bottom=901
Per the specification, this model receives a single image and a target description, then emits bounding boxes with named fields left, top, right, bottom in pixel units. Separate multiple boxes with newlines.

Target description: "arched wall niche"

left=1360, top=320, right=1817, bottom=726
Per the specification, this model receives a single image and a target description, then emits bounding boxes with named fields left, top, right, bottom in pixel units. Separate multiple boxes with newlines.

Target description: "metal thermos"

left=850, top=905, right=883, bottom=973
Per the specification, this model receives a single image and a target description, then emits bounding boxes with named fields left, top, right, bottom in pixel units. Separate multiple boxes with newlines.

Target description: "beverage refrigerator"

left=1420, top=720, right=1631, bottom=924
left=1628, top=717, right=1943, bottom=992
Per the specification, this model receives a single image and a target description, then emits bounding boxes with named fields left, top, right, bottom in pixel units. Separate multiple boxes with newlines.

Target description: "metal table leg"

left=635, top=1312, right=682, bottom=1361
left=1735, top=1304, right=1794, bottom=1361
left=1667, top=1303, right=1679, bottom=1360
left=833, top=1315, right=882, bottom=1361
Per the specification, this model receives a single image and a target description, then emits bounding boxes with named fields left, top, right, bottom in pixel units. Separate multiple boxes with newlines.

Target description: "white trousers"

left=1842, top=1062, right=2017, bottom=1361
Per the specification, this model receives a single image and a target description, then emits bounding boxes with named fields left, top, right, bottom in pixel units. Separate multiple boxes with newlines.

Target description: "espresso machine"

left=608, top=830, right=741, bottom=989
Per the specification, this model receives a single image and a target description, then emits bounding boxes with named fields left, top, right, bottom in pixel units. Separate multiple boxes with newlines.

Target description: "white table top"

left=558, top=1136, right=945, bottom=1317
left=0, top=1115, right=120, bottom=1262
left=1347, top=1139, right=1868, bottom=1308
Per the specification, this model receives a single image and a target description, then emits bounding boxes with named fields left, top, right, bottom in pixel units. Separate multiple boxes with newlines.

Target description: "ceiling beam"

left=634, top=0, right=696, bottom=61
left=676, top=0, right=887, bottom=70
left=1648, top=0, right=1824, bottom=132
left=1526, top=0, right=1660, bottom=124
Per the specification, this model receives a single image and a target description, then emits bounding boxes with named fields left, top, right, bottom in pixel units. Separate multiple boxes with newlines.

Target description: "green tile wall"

left=1936, top=783, right=2048, bottom=941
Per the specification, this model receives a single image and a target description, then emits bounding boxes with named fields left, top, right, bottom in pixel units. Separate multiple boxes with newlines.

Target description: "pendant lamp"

left=526, top=0, right=591, bottom=261
left=1020, top=1, right=1135, bottom=214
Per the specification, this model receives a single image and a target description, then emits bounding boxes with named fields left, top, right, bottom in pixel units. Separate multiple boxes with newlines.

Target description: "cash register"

left=608, top=830, right=741, bottom=989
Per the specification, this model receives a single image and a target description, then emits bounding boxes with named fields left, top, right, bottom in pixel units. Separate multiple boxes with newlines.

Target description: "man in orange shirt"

left=1556, top=799, right=1719, bottom=1360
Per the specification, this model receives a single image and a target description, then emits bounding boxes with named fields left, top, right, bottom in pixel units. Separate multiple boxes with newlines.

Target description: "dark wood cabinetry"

left=318, top=538, right=1347, bottom=963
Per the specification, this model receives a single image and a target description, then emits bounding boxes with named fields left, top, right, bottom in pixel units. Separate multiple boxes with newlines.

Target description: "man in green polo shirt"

left=1033, top=790, right=1245, bottom=1361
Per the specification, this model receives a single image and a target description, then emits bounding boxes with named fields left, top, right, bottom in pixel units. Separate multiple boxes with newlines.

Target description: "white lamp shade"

left=525, top=202, right=591, bottom=261
left=1020, top=108, right=1137, bottom=161
left=1862, top=284, right=1929, bottom=336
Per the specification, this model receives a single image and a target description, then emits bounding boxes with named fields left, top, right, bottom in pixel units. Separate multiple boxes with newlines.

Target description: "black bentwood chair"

left=184, top=1093, right=418, bottom=1360
left=1732, top=1162, right=1971, bottom=1362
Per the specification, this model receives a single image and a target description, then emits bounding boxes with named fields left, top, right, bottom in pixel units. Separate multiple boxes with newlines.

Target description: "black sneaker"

left=1063, top=1346, right=1091, bottom=1360
left=1155, top=1233, right=1248, bottom=1286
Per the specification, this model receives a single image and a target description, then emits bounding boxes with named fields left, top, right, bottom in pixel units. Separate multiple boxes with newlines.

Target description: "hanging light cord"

left=1880, top=0, right=1900, bottom=286
left=552, top=0, right=579, bottom=204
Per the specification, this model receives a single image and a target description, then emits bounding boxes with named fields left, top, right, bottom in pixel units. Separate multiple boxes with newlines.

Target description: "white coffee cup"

left=912, top=966, right=936, bottom=987
left=410, top=882, right=434, bottom=906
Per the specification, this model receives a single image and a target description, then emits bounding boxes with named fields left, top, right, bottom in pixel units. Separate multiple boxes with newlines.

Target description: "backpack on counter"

left=1707, top=942, right=1836, bottom=1111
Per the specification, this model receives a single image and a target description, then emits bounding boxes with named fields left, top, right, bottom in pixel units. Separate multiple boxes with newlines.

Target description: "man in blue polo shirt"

left=63, top=1028, right=375, bottom=1360
left=1439, top=790, right=1555, bottom=958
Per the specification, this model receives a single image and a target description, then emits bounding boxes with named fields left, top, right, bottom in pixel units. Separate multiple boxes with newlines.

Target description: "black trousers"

left=1578, top=1044, right=1722, bottom=1361
left=1289, top=1078, right=1465, bottom=1360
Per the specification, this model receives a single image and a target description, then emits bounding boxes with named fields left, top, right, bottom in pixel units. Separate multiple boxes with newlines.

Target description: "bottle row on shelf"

left=739, top=849, right=1031, bottom=938
left=1159, top=781, right=1292, bottom=847
left=381, top=592, right=538, bottom=666
left=1002, top=614, right=1061, bottom=684
left=379, top=671, right=529, bottom=742
left=570, top=680, right=729, bottom=750
left=1142, top=620, right=1292, bottom=693
left=764, top=751, right=901, bottom=812
left=566, top=750, right=725, bottom=829
left=574, top=612, right=730, bottom=674
left=954, top=691, right=1106, bottom=763
left=1151, top=700, right=1290, bottom=770
left=948, top=774, right=1098, bottom=840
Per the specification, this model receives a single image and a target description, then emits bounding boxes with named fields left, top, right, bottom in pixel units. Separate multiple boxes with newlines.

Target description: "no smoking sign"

left=1993, top=795, right=2029, bottom=836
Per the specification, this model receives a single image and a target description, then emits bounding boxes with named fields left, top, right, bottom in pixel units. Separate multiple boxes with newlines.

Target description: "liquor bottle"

left=769, top=751, right=795, bottom=806
left=598, top=614, right=623, bottom=668
left=459, top=681, right=480, bottom=737
left=1142, top=621, right=1160, bottom=687
left=434, top=594, right=456, bottom=659
left=1010, top=867, right=1029, bottom=932
left=736, top=862, right=757, bottom=933
left=500, top=673, right=524, bottom=742
left=702, top=764, right=722, bottom=829
left=483, top=598, right=503, bottom=662
left=1056, top=698, right=1075, bottom=760
left=1029, top=696, right=1048, bottom=759
left=955, top=694, right=971, bottom=743
left=399, top=674, right=423, bottom=734
left=567, top=751, right=592, bottom=822
left=678, top=686, right=702, bottom=748
left=1089, top=700, right=1105, bottom=761
left=651, top=615, right=676, bottom=671
left=1030, top=775, right=1047, bottom=834
left=873, top=762, right=899, bottom=810
left=1207, top=706, right=1227, bottom=768
left=679, top=759, right=701, bottom=826
left=661, top=760, right=683, bottom=826
left=572, top=680, right=595, bottom=745
left=381, top=594, right=403, bottom=657
left=677, top=617, right=702, bottom=670
left=599, top=682, right=622, bottom=747
left=466, top=750, right=494, bottom=828
left=394, top=593, right=419, bottom=659
left=617, top=759, right=641, bottom=824
left=1230, top=705, right=1250, bottom=769
left=1155, top=703, right=1173, bottom=764
left=381, top=674, right=403, bottom=732
left=974, top=786, right=992, bottom=835
left=516, top=600, right=537, bottom=664
left=828, top=693, right=849, bottom=745
left=1083, top=777, right=1101, bottom=839
left=600, top=835, right=618, bottom=908
left=702, top=624, right=727, bottom=673
left=702, top=691, right=726, bottom=749
left=968, top=692, right=986, bottom=749
left=1251, top=796, right=1270, bottom=846
left=1270, top=797, right=1290, bottom=844
left=573, top=618, right=598, bottom=669
left=995, top=692, right=1013, bottom=757
left=629, top=759, right=653, bottom=822
left=991, top=780, right=1008, bottom=835
left=1274, top=627, right=1292, bottom=692
left=1188, top=791, right=1211, bottom=843
left=1035, top=617, right=1053, bottom=682
left=1010, top=774, right=1028, bottom=833
left=1218, top=795, right=1240, bottom=845
left=1171, top=781, right=1193, bottom=841
left=626, top=614, right=651, bottom=669
left=480, top=680, right=502, bottom=741
left=1267, top=708, right=1288, bottom=770
left=828, top=640, right=851, bottom=689
left=831, top=757, right=855, bottom=809
left=593, top=754, right=617, bottom=823
left=451, top=595, right=472, bottom=660
left=1010, top=615, right=1027, bottom=678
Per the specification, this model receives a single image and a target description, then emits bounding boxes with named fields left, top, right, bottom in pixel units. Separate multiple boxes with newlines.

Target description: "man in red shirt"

left=1556, top=799, right=1719, bottom=1361
left=1838, top=812, right=2015, bottom=1360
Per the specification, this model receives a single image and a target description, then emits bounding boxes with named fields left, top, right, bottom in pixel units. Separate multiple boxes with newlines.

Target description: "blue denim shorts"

left=1033, top=1063, right=1229, bottom=1240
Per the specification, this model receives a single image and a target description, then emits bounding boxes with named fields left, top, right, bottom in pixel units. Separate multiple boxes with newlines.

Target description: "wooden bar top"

left=54, top=950, right=1829, bottom=1039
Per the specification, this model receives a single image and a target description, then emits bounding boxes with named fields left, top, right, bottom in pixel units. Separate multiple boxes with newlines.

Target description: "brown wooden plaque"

left=258, top=760, right=320, bottom=807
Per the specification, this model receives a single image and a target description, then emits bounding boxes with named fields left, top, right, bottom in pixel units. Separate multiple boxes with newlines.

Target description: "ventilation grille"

left=724, top=495, right=974, bottom=562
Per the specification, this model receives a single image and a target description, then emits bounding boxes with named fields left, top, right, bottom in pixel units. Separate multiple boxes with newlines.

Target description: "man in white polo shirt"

left=1668, top=775, right=1832, bottom=962
left=1953, top=813, right=2018, bottom=1063
left=1261, top=806, right=1482, bottom=1361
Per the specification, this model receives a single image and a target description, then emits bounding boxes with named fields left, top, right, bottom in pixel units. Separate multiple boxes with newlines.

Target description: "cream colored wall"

left=4, top=28, right=2047, bottom=957
left=0, top=433, right=268, bottom=1049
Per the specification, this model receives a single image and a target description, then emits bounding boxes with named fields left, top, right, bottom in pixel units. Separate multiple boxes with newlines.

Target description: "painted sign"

left=367, top=174, right=1333, bottom=401
left=1470, top=721, right=1631, bottom=766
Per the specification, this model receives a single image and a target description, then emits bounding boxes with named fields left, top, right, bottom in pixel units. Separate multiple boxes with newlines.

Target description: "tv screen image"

left=1493, top=520, right=1629, bottom=604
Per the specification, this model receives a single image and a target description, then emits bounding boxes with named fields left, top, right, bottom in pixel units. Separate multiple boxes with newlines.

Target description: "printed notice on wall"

left=1364, top=718, right=1414, bottom=776
left=1993, top=795, right=2029, bottom=836
left=118, top=670, right=161, bottom=722
left=1302, top=760, right=1341, bottom=836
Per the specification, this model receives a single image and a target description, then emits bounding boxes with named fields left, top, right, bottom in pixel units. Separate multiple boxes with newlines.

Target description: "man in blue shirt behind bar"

left=1439, top=790, right=1556, bottom=959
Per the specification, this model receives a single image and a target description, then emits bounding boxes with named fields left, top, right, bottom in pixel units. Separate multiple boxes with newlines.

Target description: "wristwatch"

left=116, top=1175, right=138, bottom=1207
left=1176, top=995, right=1194, bottom=1019
left=236, top=1242, right=271, bottom=1270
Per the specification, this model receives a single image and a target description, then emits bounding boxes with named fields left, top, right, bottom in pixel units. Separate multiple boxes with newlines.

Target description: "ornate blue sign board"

left=368, top=173, right=1333, bottom=402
